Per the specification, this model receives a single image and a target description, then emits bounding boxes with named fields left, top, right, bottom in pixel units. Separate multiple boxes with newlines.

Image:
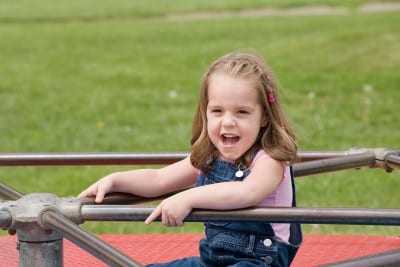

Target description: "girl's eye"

left=238, top=110, right=250, bottom=114
left=211, top=109, right=222, bottom=113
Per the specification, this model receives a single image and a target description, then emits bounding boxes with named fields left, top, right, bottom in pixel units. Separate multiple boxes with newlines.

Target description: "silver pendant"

left=235, top=170, right=244, bottom=178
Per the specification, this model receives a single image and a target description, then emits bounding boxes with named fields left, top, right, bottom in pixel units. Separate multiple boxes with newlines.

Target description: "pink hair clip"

left=267, top=92, right=276, bottom=103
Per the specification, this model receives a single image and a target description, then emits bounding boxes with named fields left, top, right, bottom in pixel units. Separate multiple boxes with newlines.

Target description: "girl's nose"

left=222, top=114, right=236, bottom=126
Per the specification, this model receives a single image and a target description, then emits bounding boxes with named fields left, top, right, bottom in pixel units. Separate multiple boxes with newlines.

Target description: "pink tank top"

left=249, top=150, right=292, bottom=243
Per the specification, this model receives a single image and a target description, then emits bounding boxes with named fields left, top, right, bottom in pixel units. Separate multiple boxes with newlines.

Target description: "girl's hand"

left=77, top=175, right=114, bottom=203
left=145, top=193, right=192, bottom=227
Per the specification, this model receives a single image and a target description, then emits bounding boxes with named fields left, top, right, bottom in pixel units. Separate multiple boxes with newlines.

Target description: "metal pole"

left=0, top=149, right=379, bottom=166
left=80, top=205, right=400, bottom=226
left=0, top=152, right=187, bottom=166
left=298, top=150, right=350, bottom=161
left=17, top=228, right=63, bottom=267
left=0, top=182, right=24, bottom=200
left=292, top=152, right=375, bottom=177
left=386, top=154, right=400, bottom=170
left=321, top=249, right=400, bottom=267
left=41, top=209, right=143, bottom=267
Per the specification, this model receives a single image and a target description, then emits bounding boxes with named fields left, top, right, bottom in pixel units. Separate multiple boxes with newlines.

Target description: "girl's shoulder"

left=250, top=150, right=289, bottom=182
left=250, top=150, right=271, bottom=168
left=250, top=149, right=286, bottom=170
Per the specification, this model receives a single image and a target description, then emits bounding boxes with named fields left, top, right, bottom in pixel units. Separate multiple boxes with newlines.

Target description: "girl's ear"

left=261, top=116, right=268, bottom=127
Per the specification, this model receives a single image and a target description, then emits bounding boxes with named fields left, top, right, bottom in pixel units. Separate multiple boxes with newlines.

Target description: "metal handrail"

left=0, top=152, right=187, bottom=166
left=386, top=154, right=400, bottom=170
left=80, top=205, right=400, bottom=226
left=292, top=151, right=375, bottom=177
left=0, top=149, right=398, bottom=171
left=0, top=149, right=390, bottom=166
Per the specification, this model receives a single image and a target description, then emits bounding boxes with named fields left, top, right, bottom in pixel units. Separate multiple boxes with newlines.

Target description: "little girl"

left=79, top=52, right=302, bottom=266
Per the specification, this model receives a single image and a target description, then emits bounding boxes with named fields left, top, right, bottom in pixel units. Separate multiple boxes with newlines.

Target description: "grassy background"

left=1, top=1, right=399, bottom=235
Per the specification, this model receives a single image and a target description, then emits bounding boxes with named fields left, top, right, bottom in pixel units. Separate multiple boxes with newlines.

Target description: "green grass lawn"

left=1, top=1, right=399, bottom=235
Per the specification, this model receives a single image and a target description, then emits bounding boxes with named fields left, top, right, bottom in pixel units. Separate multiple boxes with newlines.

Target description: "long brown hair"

left=190, top=52, right=297, bottom=172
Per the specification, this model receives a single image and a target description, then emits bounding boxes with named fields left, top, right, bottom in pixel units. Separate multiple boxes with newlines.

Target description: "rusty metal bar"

left=79, top=192, right=150, bottom=205
left=0, top=150, right=371, bottom=166
left=322, top=249, right=400, bottom=267
left=80, top=205, right=400, bottom=226
left=292, top=152, right=375, bottom=177
left=41, top=209, right=143, bottom=267
left=80, top=191, right=181, bottom=205
left=0, top=182, right=24, bottom=200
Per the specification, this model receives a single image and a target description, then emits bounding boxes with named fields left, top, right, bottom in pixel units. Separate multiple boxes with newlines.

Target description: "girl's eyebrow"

left=207, top=103, right=256, bottom=111
left=206, top=102, right=223, bottom=107
left=235, top=103, right=257, bottom=109
left=206, top=103, right=219, bottom=107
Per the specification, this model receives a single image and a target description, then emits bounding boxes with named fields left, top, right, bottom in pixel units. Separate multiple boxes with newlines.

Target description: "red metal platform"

left=0, top=234, right=399, bottom=266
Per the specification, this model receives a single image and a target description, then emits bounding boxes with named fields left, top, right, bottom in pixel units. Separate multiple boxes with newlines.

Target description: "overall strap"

left=288, top=166, right=303, bottom=246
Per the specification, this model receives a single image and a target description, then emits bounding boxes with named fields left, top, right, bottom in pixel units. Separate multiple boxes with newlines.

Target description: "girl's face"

left=206, top=73, right=265, bottom=162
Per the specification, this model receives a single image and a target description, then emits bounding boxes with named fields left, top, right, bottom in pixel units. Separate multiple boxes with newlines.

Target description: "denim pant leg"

left=227, top=261, right=267, bottom=267
left=200, top=228, right=296, bottom=267
left=148, top=256, right=206, bottom=267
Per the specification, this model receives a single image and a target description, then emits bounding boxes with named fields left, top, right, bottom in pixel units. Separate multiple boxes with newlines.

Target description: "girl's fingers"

left=77, top=191, right=86, bottom=199
left=176, top=219, right=184, bottom=227
left=145, top=205, right=162, bottom=224
left=77, top=187, right=95, bottom=199
left=94, top=192, right=104, bottom=203
left=77, top=185, right=104, bottom=203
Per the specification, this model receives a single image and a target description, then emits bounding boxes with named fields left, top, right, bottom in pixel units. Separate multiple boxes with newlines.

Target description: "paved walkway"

left=166, top=2, right=400, bottom=21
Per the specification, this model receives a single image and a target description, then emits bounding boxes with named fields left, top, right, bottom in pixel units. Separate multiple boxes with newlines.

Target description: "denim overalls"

left=149, top=157, right=302, bottom=267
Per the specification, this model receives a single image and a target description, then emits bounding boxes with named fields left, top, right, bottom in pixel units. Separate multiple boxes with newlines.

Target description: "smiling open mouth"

left=221, top=134, right=240, bottom=145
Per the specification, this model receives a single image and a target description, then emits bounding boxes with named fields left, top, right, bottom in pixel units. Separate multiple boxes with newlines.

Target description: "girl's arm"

left=146, top=156, right=283, bottom=226
left=78, top=156, right=198, bottom=203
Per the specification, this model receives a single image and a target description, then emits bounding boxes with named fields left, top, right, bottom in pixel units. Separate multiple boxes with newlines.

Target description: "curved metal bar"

left=41, top=209, right=143, bottom=267
left=292, top=152, right=376, bottom=177
left=0, top=182, right=24, bottom=200
left=80, top=205, right=400, bottom=226
left=321, top=249, right=400, bottom=267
